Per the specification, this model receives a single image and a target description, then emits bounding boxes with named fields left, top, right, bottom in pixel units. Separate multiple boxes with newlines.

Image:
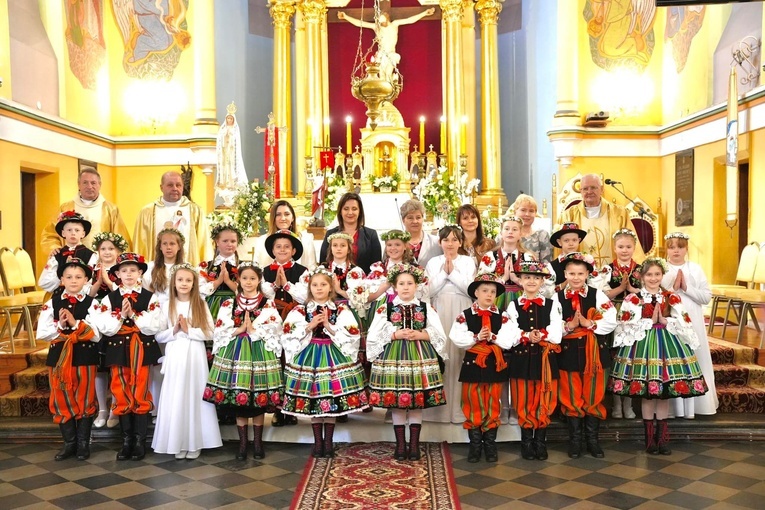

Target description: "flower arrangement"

left=413, top=166, right=480, bottom=224
left=231, top=181, right=271, bottom=237
left=481, top=206, right=501, bottom=240
left=371, top=172, right=401, bottom=191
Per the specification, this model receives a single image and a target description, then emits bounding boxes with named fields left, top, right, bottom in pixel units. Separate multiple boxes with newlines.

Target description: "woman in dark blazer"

left=319, top=193, right=382, bottom=273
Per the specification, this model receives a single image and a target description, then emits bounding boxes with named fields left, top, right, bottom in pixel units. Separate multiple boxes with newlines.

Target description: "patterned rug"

left=710, top=338, right=765, bottom=413
left=0, top=348, right=49, bottom=418
left=291, top=441, right=461, bottom=510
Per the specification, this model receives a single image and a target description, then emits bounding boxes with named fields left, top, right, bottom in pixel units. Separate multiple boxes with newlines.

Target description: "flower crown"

left=612, top=228, right=638, bottom=240
left=157, top=227, right=186, bottom=244
left=500, top=215, right=523, bottom=224
left=210, top=221, right=243, bottom=243
left=664, top=232, right=690, bottom=241
left=306, top=265, right=335, bottom=281
left=238, top=260, right=261, bottom=271
left=170, top=262, right=197, bottom=277
left=642, top=256, right=669, bottom=273
left=57, top=210, right=83, bottom=223
left=381, top=230, right=412, bottom=243
left=386, top=263, right=426, bottom=285
left=92, top=232, right=129, bottom=252
left=327, top=232, right=354, bottom=244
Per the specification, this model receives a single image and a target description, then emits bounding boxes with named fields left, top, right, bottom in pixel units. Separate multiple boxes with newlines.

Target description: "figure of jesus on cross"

left=338, top=1, right=435, bottom=81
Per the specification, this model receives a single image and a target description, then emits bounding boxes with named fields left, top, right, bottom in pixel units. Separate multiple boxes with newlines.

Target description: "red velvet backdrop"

left=327, top=0, right=443, bottom=155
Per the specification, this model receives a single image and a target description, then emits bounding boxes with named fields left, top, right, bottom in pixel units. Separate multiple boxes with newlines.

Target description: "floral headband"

left=157, top=227, right=186, bottom=244
left=170, top=262, right=197, bottom=277
left=306, top=265, right=335, bottom=280
left=381, top=230, right=412, bottom=243
left=238, top=260, right=261, bottom=271
left=642, top=256, right=669, bottom=273
left=387, top=263, right=426, bottom=285
left=92, top=231, right=129, bottom=252
left=327, top=232, right=354, bottom=244
left=612, top=228, right=638, bottom=240
left=500, top=215, right=523, bottom=224
left=664, top=232, right=690, bottom=241
left=210, top=221, right=243, bottom=243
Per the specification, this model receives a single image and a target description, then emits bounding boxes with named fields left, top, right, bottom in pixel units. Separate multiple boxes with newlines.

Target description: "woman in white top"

left=425, top=225, right=477, bottom=423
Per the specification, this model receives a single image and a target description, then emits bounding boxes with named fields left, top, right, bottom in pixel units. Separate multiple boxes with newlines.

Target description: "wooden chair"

left=707, top=242, right=760, bottom=334
left=0, top=248, right=38, bottom=351
left=719, top=245, right=765, bottom=347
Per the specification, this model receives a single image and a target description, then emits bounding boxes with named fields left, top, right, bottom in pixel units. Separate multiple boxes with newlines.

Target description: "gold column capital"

left=439, top=0, right=464, bottom=22
left=270, top=0, right=296, bottom=28
left=475, top=0, right=502, bottom=25
left=299, top=0, right=327, bottom=24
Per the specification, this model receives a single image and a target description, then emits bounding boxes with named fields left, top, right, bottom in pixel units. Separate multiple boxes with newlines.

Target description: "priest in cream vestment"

left=133, top=172, right=211, bottom=266
left=40, top=169, right=132, bottom=254
left=558, top=174, right=645, bottom=266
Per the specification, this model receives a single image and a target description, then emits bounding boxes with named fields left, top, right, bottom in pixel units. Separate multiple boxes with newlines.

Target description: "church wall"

left=749, top=129, right=765, bottom=244
left=0, top=0, right=13, bottom=100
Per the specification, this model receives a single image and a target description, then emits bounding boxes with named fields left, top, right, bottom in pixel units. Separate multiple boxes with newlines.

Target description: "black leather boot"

left=567, top=417, right=583, bottom=459
left=236, top=425, right=248, bottom=460
left=323, top=422, right=336, bottom=458
left=252, top=425, right=265, bottom=459
left=584, top=415, right=605, bottom=458
left=393, top=425, right=407, bottom=460
left=131, top=414, right=149, bottom=461
left=467, top=428, right=483, bottom=463
left=116, top=414, right=133, bottom=461
left=534, top=428, right=548, bottom=460
left=644, top=419, right=658, bottom=454
left=520, top=427, right=535, bottom=460
left=408, top=424, right=422, bottom=460
left=311, top=422, right=324, bottom=458
left=483, top=428, right=498, bottom=463
left=55, top=420, right=78, bottom=461
left=656, top=419, right=672, bottom=455
left=271, top=410, right=285, bottom=427
left=76, top=416, right=93, bottom=460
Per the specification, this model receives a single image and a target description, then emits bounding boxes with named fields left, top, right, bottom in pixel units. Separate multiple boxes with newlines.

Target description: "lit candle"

left=498, top=197, right=502, bottom=218
left=460, top=115, right=468, bottom=155
left=419, top=116, right=426, bottom=153
left=439, top=115, right=446, bottom=154
left=324, top=117, right=330, bottom=148
left=345, top=115, right=352, bottom=155
left=306, top=118, right=313, bottom=157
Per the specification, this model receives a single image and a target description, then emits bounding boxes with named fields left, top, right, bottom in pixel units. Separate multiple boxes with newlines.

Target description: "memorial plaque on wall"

left=675, top=149, right=694, bottom=226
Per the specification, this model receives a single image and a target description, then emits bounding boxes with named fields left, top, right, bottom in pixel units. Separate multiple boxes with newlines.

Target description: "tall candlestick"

left=306, top=118, right=313, bottom=156
left=419, top=116, right=426, bottom=153
left=345, top=116, right=352, bottom=155
left=460, top=115, right=468, bottom=155
left=439, top=115, right=446, bottom=154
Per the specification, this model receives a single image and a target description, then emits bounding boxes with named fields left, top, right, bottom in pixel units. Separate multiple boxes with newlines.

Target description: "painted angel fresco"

left=111, top=0, right=191, bottom=80
left=64, top=0, right=107, bottom=89
left=665, top=6, right=706, bottom=73
left=584, top=0, right=657, bottom=72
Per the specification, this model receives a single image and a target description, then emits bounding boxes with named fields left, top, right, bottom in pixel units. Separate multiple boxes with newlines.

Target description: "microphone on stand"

left=604, top=178, right=621, bottom=185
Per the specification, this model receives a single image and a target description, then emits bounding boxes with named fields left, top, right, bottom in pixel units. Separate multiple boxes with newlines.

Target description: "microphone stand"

left=607, top=182, right=655, bottom=254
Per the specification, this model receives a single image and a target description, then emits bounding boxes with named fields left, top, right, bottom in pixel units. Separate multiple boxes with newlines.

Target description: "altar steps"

left=710, top=337, right=765, bottom=414
left=0, top=346, right=49, bottom=418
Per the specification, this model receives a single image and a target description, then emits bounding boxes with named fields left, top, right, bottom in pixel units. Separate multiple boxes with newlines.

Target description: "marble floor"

left=1, top=431, right=765, bottom=510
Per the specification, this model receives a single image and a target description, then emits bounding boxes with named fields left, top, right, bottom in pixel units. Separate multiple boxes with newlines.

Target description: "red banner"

left=319, top=151, right=335, bottom=170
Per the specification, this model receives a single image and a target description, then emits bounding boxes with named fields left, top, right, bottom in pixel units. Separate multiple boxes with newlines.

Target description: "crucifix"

left=255, top=112, right=287, bottom=200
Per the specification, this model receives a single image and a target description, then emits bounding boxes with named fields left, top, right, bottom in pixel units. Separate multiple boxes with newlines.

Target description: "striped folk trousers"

left=461, top=382, right=503, bottom=431
left=510, top=378, right=558, bottom=429
left=110, top=365, right=153, bottom=415
left=558, top=369, right=607, bottom=419
left=48, top=365, right=97, bottom=424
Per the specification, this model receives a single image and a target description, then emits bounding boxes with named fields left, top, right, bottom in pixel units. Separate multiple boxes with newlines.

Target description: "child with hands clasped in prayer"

left=505, top=262, right=563, bottom=461
left=609, top=257, right=707, bottom=455
left=88, top=232, right=128, bottom=429
left=661, top=232, right=716, bottom=418
left=367, top=264, right=448, bottom=461
left=199, top=223, right=242, bottom=317
left=39, top=211, right=98, bottom=294
left=449, top=273, right=513, bottom=463
left=280, top=268, right=368, bottom=458
left=95, top=253, right=164, bottom=461
left=37, top=258, right=102, bottom=461
left=152, top=263, right=222, bottom=459
left=204, top=262, right=283, bottom=460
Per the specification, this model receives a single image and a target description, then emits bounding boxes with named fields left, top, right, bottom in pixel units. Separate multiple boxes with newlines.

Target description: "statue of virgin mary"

left=215, top=102, right=248, bottom=205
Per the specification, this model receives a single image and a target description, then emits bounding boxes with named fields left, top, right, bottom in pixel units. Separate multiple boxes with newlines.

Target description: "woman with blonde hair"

left=511, top=194, right=552, bottom=264
left=399, top=199, right=442, bottom=268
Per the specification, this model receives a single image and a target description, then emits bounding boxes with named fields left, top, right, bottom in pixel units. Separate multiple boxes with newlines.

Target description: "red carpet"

left=291, top=441, right=461, bottom=510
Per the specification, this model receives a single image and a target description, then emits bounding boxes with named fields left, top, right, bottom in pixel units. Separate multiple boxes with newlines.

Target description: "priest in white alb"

left=133, top=172, right=211, bottom=266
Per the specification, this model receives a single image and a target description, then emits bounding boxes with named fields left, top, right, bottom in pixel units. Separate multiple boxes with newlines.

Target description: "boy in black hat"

left=556, top=253, right=616, bottom=459
left=449, top=273, right=513, bottom=463
left=95, top=252, right=164, bottom=460
left=37, top=257, right=101, bottom=461
left=506, top=261, right=563, bottom=461
left=549, top=222, right=586, bottom=287
left=39, top=211, right=98, bottom=293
